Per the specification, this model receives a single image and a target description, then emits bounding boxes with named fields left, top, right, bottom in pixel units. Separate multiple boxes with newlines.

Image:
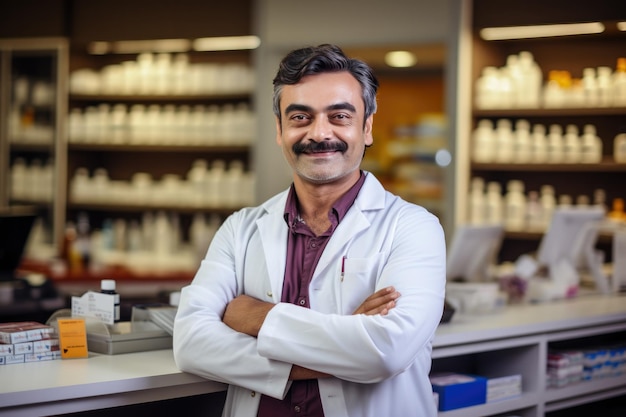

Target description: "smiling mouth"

left=293, top=141, right=347, bottom=155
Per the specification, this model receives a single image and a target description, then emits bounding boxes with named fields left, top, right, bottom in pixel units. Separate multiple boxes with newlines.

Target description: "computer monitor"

left=0, top=206, right=37, bottom=281
left=446, top=224, right=504, bottom=282
left=536, top=206, right=605, bottom=270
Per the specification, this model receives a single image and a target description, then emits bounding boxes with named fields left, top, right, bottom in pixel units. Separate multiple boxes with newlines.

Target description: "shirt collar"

left=283, top=171, right=367, bottom=230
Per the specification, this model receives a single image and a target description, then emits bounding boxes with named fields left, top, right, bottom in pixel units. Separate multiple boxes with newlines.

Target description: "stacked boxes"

left=582, top=345, right=626, bottom=381
left=0, top=321, right=60, bottom=365
left=547, top=350, right=584, bottom=388
left=547, top=345, right=626, bottom=388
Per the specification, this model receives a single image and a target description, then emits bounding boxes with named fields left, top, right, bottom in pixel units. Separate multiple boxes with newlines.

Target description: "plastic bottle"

left=475, top=67, right=500, bottom=109
left=582, top=67, right=598, bottom=107
left=471, top=119, right=495, bottom=163
left=613, top=57, right=626, bottom=107
left=518, top=51, right=543, bottom=108
left=468, top=177, right=486, bottom=224
left=485, top=181, right=504, bottom=225
left=580, top=124, right=602, bottom=163
left=562, top=124, right=581, bottom=163
left=525, top=190, right=544, bottom=231
left=596, top=66, right=612, bottom=107
left=546, top=124, right=564, bottom=163
left=494, top=119, right=514, bottom=163
left=513, top=119, right=531, bottom=163
left=614, top=133, right=626, bottom=163
left=540, top=185, right=557, bottom=230
left=504, top=180, right=527, bottom=231
left=530, top=124, right=547, bottom=163
left=101, top=279, right=121, bottom=323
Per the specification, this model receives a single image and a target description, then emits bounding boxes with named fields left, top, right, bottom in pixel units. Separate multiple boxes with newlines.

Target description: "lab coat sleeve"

left=257, top=206, right=446, bottom=384
left=173, top=211, right=292, bottom=399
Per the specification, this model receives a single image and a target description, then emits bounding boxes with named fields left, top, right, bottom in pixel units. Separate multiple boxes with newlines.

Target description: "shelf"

left=68, top=202, right=243, bottom=214
left=68, top=143, right=250, bottom=153
left=69, top=92, right=251, bottom=103
left=474, top=107, right=626, bottom=118
left=471, top=159, right=626, bottom=172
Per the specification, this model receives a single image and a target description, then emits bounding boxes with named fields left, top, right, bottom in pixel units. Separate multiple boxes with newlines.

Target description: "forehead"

left=280, top=71, right=364, bottom=113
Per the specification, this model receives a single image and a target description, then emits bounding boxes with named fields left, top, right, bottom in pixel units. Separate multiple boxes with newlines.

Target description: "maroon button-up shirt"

left=257, top=172, right=367, bottom=417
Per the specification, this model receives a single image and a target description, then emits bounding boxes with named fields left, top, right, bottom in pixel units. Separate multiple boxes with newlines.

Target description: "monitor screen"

left=446, top=224, right=504, bottom=282
left=0, top=206, right=37, bottom=280
left=536, top=206, right=606, bottom=269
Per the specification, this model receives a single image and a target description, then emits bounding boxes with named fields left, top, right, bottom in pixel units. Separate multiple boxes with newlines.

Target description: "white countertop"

left=2, top=293, right=625, bottom=416
left=0, top=349, right=226, bottom=416
left=434, top=293, right=626, bottom=347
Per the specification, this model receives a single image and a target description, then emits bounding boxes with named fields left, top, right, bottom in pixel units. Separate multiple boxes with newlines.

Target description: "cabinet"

left=0, top=37, right=68, bottom=255
left=59, top=49, right=256, bottom=276
left=432, top=294, right=626, bottom=416
left=449, top=0, right=626, bottom=261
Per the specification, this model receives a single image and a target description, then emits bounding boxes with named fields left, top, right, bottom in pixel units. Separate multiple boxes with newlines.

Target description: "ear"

left=274, top=116, right=283, bottom=146
left=364, top=115, right=374, bottom=147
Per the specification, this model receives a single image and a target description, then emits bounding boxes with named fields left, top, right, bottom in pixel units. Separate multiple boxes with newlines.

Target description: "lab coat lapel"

left=257, top=193, right=289, bottom=303
left=314, top=174, right=385, bottom=282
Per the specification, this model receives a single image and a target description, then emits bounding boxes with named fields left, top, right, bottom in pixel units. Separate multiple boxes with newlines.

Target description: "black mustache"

left=293, top=141, right=347, bottom=154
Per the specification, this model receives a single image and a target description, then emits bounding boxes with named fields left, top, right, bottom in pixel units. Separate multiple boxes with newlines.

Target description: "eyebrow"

left=284, top=102, right=357, bottom=115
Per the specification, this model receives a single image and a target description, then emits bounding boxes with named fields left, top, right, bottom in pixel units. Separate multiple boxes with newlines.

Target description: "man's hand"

left=223, top=294, right=274, bottom=337
left=352, top=286, right=400, bottom=316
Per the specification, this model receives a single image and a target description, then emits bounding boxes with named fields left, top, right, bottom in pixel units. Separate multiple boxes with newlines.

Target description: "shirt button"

left=266, top=291, right=273, bottom=297
left=251, top=391, right=256, bottom=397
left=299, top=299, right=306, bottom=306
left=294, top=405, right=301, bottom=413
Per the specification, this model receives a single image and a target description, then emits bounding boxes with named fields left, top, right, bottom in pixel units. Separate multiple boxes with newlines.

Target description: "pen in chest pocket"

left=341, top=256, right=346, bottom=282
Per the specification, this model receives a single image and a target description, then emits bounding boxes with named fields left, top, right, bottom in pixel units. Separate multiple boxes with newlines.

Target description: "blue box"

left=430, top=372, right=487, bottom=411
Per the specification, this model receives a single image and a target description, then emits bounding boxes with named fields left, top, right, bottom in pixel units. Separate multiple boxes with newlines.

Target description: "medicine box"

left=430, top=372, right=487, bottom=411
left=0, top=321, right=55, bottom=344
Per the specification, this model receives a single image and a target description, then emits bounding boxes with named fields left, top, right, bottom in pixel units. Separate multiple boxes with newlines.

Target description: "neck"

left=293, top=170, right=360, bottom=222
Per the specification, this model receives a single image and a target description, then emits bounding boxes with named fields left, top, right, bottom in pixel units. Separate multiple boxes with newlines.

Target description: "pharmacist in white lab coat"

left=173, top=44, right=446, bottom=417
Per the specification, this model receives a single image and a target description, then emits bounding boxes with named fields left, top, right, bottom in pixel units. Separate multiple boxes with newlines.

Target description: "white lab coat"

left=174, top=173, right=446, bottom=417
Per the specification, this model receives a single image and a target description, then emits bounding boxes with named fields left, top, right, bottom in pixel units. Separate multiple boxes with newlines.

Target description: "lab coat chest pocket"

left=340, top=253, right=385, bottom=314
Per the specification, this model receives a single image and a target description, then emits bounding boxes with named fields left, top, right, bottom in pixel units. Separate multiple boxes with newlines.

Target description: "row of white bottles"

left=70, top=53, right=255, bottom=96
left=475, top=55, right=626, bottom=109
left=68, top=102, right=255, bottom=146
left=475, top=51, right=543, bottom=109
left=70, top=159, right=255, bottom=209
left=472, top=119, right=603, bottom=164
left=10, top=158, right=54, bottom=202
left=85, top=212, right=222, bottom=274
left=467, top=177, right=607, bottom=232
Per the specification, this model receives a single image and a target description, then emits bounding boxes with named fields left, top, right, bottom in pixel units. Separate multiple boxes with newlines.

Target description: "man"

left=174, top=44, right=446, bottom=417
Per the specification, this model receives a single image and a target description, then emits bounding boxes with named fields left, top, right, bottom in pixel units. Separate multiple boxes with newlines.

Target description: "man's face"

left=275, top=71, right=373, bottom=185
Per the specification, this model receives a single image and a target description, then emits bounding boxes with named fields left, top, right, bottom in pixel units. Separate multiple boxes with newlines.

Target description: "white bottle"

left=614, top=133, right=626, bottom=163
left=485, top=181, right=504, bottom=225
left=582, top=67, right=599, bottom=107
left=530, top=124, right=547, bottom=163
left=613, top=57, right=626, bottom=107
left=471, top=119, right=495, bottom=163
left=494, top=119, right=514, bottom=163
left=580, top=124, right=602, bottom=163
left=518, top=51, right=543, bottom=108
left=525, top=190, right=544, bottom=231
left=540, top=185, right=557, bottom=230
left=546, top=124, right=564, bottom=163
left=513, top=119, right=531, bottom=163
left=596, top=66, right=613, bottom=107
left=475, top=66, right=500, bottom=109
left=504, top=180, right=527, bottom=231
left=562, top=124, right=581, bottom=163
left=468, top=177, right=486, bottom=224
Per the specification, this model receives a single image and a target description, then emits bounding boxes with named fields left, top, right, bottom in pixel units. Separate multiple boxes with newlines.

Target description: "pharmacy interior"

left=1, top=0, right=626, bottom=416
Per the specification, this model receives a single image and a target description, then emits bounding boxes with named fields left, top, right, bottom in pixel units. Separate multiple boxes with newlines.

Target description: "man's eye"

left=290, top=114, right=308, bottom=121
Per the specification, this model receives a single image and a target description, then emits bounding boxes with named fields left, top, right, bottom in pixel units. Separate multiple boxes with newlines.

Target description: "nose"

left=310, top=116, right=331, bottom=141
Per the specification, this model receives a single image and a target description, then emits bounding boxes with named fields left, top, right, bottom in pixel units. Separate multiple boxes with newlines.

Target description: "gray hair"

left=272, top=44, right=379, bottom=126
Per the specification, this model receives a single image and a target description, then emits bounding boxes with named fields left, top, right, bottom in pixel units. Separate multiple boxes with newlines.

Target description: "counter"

left=1, top=294, right=625, bottom=417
